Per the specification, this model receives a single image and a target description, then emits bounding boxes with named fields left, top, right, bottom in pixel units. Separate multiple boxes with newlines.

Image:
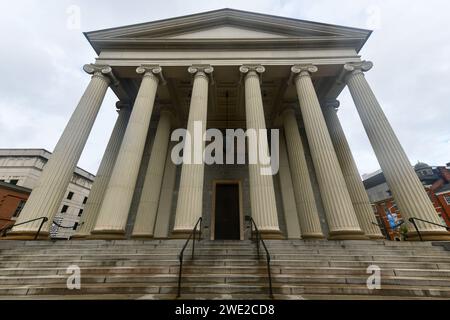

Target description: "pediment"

left=158, top=26, right=287, bottom=39
left=85, top=8, right=371, bottom=53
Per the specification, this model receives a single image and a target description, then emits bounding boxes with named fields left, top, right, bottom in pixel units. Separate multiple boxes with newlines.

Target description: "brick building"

left=364, top=162, right=450, bottom=240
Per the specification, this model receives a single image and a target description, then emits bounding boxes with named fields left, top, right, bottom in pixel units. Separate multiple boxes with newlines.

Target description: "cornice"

left=84, top=9, right=371, bottom=54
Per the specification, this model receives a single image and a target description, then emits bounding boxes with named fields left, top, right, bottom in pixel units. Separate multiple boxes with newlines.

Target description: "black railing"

left=0, top=217, right=48, bottom=240
left=52, top=220, right=82, bottom=229
left=176, top=217, right=202, bottom=298
left=409, top=217, right=450, bottom=241
left=246, top=216, right=274, bottom=299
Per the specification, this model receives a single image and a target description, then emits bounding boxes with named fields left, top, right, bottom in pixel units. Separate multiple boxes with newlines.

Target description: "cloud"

left=0, top=0, right=448, bottom=175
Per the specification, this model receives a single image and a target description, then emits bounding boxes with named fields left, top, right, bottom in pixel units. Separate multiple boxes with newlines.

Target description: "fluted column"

left=10, top=64, right=114, bottom=239
left=153, top=142, right=177, bottom=238
left=322, top=100, right=383, bottom=239
left=282, top=108, right=324, bottom=238
left=73, top=102, right=131, bottom=239
left=132, top=110, right=172, bottom=238
left=292, top=65, right=365, bottom=240
left=344, top=61, right=450, bottom=240
left=240, top=65, right=281, bottom=238
left=92, top=65, right=163, bottom=239
left=278, top=132, right=302, bottom=239
left=173, top=65, right=213, bottom=236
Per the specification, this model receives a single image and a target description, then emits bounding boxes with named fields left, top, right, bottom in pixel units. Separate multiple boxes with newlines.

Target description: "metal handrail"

left=409, top=217, right=450, bottom=241
left=176, top=217, right=202, bottom=298
left=0, top=217, right=48, bottom=240
left=52, top=220, right=83, bottom=229
left=246, top=216, right=274, bottom=299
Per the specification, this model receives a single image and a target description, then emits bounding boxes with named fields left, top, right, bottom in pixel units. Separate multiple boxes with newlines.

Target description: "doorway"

left=212, top=181, right=243, bottom=240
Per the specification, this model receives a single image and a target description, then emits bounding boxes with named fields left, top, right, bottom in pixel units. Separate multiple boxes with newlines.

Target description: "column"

left=239, top=65, right=281, bottom=238
left=153, top=142, right=177, bottom=238
left=344, top=61, right=450, bottom=240
left=173, top=65, right=213, bottom=236
left=291, top=64, right=365, bottom=240
left=278, top=132, right=302, bottom=239
left=322, top=100, right=383, bottom=239
left=282, top=108, right=324, bottom=238
left=132, top=110, right=172, bottom=238
left=10, top=64, right=114, bottom=239
left=92, top=65, right=163, bottom=239
left=73, top=101, right=131, bottom=239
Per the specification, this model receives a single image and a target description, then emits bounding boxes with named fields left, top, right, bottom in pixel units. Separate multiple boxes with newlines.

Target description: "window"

left=10, top=179, right=18, bottom=185
left=72, top=222, right=79, bottom=230
left=78, top=209, right=83, bottom=217
left=61, top=205, right=69, bottom=213
left=83, top=196, right=88, bottom=204
left=444, top=195, right=450, bottom=205
left=67, top=192, right=74, bottom=200
left=12, top=200, right=26, bottom=218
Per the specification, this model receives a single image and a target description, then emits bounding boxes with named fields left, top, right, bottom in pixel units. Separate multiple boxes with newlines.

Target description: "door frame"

left=211, top=180, right=244, bottom=240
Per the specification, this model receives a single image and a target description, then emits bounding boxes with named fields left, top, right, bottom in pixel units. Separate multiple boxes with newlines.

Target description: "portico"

left=8, top=9, right=450, bottom=241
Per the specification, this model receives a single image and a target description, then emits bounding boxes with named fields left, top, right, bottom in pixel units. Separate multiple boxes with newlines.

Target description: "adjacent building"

left=363, top=162, right=450, bottom=240
left=0, top=149, right=94, bottom=239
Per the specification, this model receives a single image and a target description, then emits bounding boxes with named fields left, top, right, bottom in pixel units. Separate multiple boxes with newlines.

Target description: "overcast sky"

left=0, top=0, right=449, bottom=176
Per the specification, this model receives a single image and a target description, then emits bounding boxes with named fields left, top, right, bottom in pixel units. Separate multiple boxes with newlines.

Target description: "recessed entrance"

left=212, top=181, right=243, bottom=240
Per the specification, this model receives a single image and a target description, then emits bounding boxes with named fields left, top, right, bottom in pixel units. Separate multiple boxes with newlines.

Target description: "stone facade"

left=8, top=9, right=450, bottom=241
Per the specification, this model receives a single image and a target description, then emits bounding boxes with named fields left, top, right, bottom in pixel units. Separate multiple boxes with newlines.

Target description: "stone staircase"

left=0, top=239, right=449, bottom=299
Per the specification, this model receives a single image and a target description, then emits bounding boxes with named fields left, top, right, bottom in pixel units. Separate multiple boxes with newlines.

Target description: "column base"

left=328, top=230, right=369, bottom=240
left=366, top=234, right=386, bottom=240
left=89, top=230, right=126, bottom=240
left=256, top=230, right=285, bottom=240
left=70, top=234, right=89, bottom=240
left=1, top=231, right=50, bottom=240
left=301, top=233, right=325, bottom=240
left=171, top=229, right=201, bottom=239
left=407, top=230, right=450, bottom=241
left=131, top=234, right=154, bottom=239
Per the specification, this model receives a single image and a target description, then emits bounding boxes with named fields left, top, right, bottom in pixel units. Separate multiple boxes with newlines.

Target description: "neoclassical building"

left=9, top=9, right=450, bottom=241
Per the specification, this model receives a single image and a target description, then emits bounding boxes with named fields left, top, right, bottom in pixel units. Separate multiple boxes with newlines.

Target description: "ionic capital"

left=239, top=64, right=265, bottom=75
left=322, top=99, right=340, bottom=112
left=291, top=64, right=318, bottom=81
left=115, top=101, right=132, bottom=113
left=239, top=65, right=265, bottom=84
left=136, top=64, right=166, bottom=85
left=188, top=65, right=214, bottom=83
left=83, top=64, right=118, bottom=86
left=343, top=61, right=373, bottom=82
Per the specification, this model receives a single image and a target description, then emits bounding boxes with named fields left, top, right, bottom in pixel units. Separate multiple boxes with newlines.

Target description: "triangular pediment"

left=85, top=8, right=371, bottom=53
left=158, top=25, right=287, bottom=39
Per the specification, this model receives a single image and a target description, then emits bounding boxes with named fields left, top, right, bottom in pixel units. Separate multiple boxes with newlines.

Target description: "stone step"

left=0, top=282, right=449, bottom=298
left=2, top=247, right=445, bottom=256
left=0, top=240, right=441, bottom=250
left=2, top=259, right=450, bottom=270
left=2, top=265, right=450, bottom=279
left=2, top=274, right=450, bottom=288
left=0, top=293, right=446, bottom=300
left=1, top=252, right=449, bottom=262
